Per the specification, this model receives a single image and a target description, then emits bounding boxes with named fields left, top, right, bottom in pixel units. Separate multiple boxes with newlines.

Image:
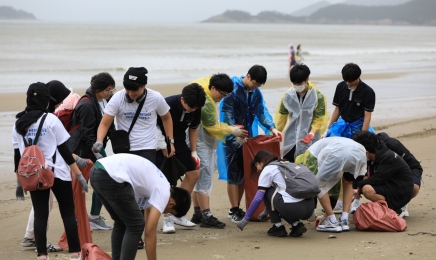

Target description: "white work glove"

left=236, top=137, right=247, bottom=145
left=94, top=153, right=103, bottom=160
left=92, top=142, right=103, bottom=153
left=191, top=151, right=200, bottom=170
left=76, top=173, right=88, bottom=193
left=75, top=156, right=88, bottom=169
left=231, top=126, right=248, bottom=138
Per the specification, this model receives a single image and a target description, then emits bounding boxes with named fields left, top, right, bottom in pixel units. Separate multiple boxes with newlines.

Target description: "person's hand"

left=231, top=125, right=248, bottom=138
left=236, top=137, right=247, bottom=145
left=75, top=156, right=88, bottom=169
left=271, top=128, right=283, bottom=142
left=236, top=218, right=249, bottom=231
left=258, top=208, right=268, bottom=222
left=191, top=151, right=200, bottom=170
left=321, top=129, right=329, bottom=139
left=167, top=143, right=176, bottom=158
left=94, top=153, right=103, bottom=160
left=300, top=133, right=314, bottom=144
left=92, top=142, right=103, bottom=153
left=16, top=180, right=26, bottom=200
left=76, top=173, right=88, bottom=193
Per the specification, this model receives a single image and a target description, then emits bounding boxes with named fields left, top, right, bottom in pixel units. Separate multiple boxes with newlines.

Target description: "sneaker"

left=69, top=253, right=82, bottom=260
left=267, top=225, right=288, bottom=237
left=321, top=204, right=343, bottom=214
left=169, top=215, right=196, bottom=227
left=402, top=204, right=409, bottom=217
left=398, top=207, right=407, bottom=218
left=162, top=217, right=176, bottom=234
left=289, top=222, right=307, bottom=237
left=89, top=215, right=112, bottom=230
left=191, top=214, right=203, bottom=224
left=231, top=209, right=245, bottom=224
left=228, top=208, right=246, bottom=219
left=21, top=237, right=36, bottom=247
left=138, top=238, right=144, bottom=250
left=350, top=199, right=361, bottom=214
left=339, top=219, right=350, bottom=231
left=316, top=219, right=342, bottom=233
left=200, top=215, right=226, bottom=229
left=35, top=243, right=63, bottom=252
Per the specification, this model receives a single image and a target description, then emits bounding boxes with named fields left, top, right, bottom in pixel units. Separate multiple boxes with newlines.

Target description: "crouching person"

left=236, top=150, right=315, bottom=237
left=89, top=153, right=191, bottom=260
left=352, top=131, right=414, bottom=216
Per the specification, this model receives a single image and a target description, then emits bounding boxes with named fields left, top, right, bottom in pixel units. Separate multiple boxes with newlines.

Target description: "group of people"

left=12, top=61, right=422, bottom=260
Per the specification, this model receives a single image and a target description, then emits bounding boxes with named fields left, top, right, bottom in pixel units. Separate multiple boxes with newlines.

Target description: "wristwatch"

left=169, top=138, right=175, bottom=144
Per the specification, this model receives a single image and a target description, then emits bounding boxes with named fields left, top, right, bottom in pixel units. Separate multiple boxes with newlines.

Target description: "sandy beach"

left=1, top=69, right=436, bottom=260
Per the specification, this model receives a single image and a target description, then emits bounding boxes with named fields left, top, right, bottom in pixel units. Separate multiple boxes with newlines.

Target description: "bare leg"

left=180, top=170, right=200, bottom=194
left=342, top=179, right=354, bottom=213
left=192, top=192, right=199, bottom=207
left=318, top=193, right=334, bottom=216
left=362, top=185, right=386, bottom=201
left=227, top=184, right=240, bottom=208
left=196, top=193, right=210, bottom=211
left=238, top=183, right=244, bottom=206
left=412, top=184, right=420, bottom=198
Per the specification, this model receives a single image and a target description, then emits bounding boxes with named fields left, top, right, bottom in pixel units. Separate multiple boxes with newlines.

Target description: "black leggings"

left=263, top=188, right=315, bottom=224
left=30, top=178, right=80, bottom=256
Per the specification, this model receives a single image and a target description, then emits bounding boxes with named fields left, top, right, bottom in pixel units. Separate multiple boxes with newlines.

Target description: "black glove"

left=16, top=180, right=26, bottom=200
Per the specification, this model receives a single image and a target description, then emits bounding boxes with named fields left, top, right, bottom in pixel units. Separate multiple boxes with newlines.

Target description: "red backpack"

left=55, top=96, right=90, bottom=134
left=17, top=114, right=55, bottom=191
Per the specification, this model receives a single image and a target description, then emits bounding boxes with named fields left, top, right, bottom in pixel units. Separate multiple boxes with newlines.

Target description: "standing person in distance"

left=295, top=44, right=304, bottom=65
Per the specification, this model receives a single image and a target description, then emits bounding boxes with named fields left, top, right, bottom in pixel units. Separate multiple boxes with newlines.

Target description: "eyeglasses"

left=105, top=88, right=116, bottom=94
left=217, top=89, right=230, bottom=98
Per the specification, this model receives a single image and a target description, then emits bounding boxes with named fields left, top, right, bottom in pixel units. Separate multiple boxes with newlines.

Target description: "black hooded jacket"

left=68, top=87, right=114, bottom=162
left=356, top=138, right=414, bottom=212
left=377, top=132, right=423, bottom=179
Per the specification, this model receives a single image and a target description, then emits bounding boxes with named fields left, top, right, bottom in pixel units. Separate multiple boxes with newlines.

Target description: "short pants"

left=372, top=185, right=386, bottom=198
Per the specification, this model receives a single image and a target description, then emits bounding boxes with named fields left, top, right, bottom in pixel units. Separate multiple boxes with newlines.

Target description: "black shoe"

left=267, top=225, right=288, bottom=237
left=200, top=215, right=226, bottom=229
left=191, top=214, right=203, bottom=224
left=231, top=209, right=245, bottom=223
left=138, top=238, right=144, bottom=250
left=289, top=222, right=307, bottom=237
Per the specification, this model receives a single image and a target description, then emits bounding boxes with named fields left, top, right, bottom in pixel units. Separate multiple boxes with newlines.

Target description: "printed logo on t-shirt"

left=123, top=110, right=152, bottom=120
left=25, top=128, right=47, bottom=143
left=137, top=197, right=149, bottom=210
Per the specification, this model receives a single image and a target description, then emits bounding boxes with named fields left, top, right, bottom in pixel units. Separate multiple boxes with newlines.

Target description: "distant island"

left=203, top=0, right=436, bottom=26
left=0, top=6, right=36, bottom=20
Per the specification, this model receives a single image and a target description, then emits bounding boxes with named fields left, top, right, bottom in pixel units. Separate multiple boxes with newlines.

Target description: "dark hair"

left=247, top=65, right=267, bottom=85
left=182, top=83, right=206, bottom=109
left=342, top=63, right=361, bottom=82
left=123, top=80, right=143, bottom=91
left=250, top=150, right=278, bottom=179
left=170, top=187, right=191, bottom=218
left=290, top=64, right=310, bottom=84
left=352, top=131, right=378, bottom=153
left=297, top=44, right=301, bottom=50
left=91, top=72, right=115, bottom=92
left=209, top=73, right=233, bottom=93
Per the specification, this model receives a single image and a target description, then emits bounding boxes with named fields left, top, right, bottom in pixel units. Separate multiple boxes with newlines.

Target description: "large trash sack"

left=353, top=200, right=407, bottom=232
left=242, top=135, right=280, bottom=220
left=160, top=157, right=187, bottom=187
left=81, top=243, right=111, bottom=260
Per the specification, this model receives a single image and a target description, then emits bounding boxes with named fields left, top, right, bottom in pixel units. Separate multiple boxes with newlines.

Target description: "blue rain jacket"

left=217, top=76, right=275, bottom=182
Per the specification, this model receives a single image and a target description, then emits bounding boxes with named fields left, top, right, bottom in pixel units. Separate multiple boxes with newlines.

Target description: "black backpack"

left=269, top=161, right=320, bottom=199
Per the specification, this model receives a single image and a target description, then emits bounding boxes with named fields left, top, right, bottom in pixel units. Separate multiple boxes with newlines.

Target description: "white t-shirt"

left=258, top=165, right=304, bottom=203
left=12, top=113, right=72, bottom=181
left=98, top=154, right=170, bottom=213
left=104, top=89, right=170, bottom=151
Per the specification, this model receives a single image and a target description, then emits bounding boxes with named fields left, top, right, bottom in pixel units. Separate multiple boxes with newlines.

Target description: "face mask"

left=294, top=83, right=306, bottom=93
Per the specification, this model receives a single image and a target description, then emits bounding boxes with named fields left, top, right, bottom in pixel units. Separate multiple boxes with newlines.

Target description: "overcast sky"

left=0, top=0, right=346, bottom=22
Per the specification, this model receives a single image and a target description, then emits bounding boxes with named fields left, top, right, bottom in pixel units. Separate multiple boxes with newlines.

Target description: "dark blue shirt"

left=332, top=80, right=376, bottom=123
left=156, top=94, right=201, bottom=150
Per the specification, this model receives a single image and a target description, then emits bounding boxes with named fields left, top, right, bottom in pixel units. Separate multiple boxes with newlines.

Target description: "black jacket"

left=68, top=87, right=114, bottom=162
left=356, top=138, right=414, bottom=212
left=377, top=132, right=423, bottom=179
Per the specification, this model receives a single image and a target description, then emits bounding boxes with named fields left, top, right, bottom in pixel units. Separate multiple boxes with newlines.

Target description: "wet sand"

left=0, top=70, right=436, bottom=259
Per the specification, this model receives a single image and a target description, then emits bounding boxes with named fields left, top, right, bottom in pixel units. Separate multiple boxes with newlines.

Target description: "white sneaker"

left=402, top=204, right=409, bottom=217
left=332, top=204, right=343, bottom=214
left=350, top=199, right=361, bottom=214
left=339, top=219, right=350, bottom=231
left=169, top=215, right=196, bottom=227
left=162, top=217, right=176, bottom=234
left=316, top=219, right=342, bottom=233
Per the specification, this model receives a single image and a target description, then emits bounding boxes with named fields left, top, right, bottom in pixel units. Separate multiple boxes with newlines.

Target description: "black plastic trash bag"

left=159, top=136, right=186, bottom=186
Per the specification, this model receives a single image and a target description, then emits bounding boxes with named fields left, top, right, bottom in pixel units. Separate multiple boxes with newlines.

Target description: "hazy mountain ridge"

left=0, top=6, right=36, bottom=20
left=203, top=0, right=435, bottom=26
